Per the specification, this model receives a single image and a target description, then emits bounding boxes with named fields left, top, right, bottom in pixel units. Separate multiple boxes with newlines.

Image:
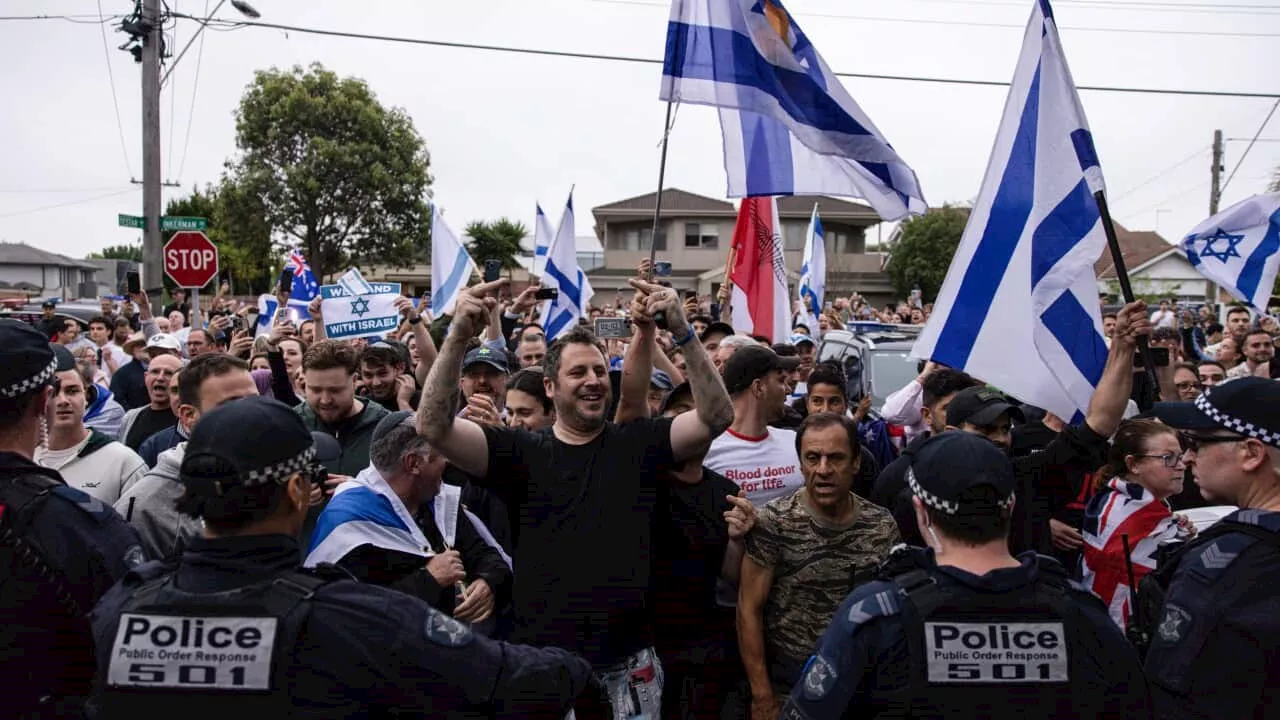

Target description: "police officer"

left=1141, top=377, right=1280, bottom=719
left=778, top=431, right=1151, bottom=719
left=90, top=394, right=592, bottom=717
left=0, top=320, right=145, bottom=718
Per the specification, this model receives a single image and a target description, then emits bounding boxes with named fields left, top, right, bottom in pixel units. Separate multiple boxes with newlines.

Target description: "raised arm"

left=630, top=279, right=732, bottom=462
left=614, top=299, right=657, bottom=424
left=1085, top=300, right=1150, bottom=438
left=416, top=280, right=508, bottom=478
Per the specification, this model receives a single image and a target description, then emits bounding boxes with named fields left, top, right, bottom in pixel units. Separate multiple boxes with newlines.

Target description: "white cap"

left=145, top=333, right=182, bottom=354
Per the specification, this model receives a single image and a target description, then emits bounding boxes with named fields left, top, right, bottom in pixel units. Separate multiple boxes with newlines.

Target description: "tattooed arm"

left=629, top=279, right=732, bottom=463
left=416, top=280, right=507, bottom=478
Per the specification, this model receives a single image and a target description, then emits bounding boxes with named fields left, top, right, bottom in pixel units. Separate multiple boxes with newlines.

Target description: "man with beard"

left=1225, top=327, right=1275, bottom=380
left=704, top=345, right=805, bottom=509
left=418, top=277, right=733, bottom=719
left=118, top=353, right=182, bottom=452
left=458, top=345, right=510, bottom=426
left=297, top=340, right=389, bottom=478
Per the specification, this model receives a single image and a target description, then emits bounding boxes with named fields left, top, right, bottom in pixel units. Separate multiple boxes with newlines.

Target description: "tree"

left=164, top=183, right=275, bottom=294
left=87, top=243, right=142, bottom=262
left=885, top=205, right=969, bottom=301
left=464, top=218, right=528, bottom=272
left=226, top=63, right=432, bottom=279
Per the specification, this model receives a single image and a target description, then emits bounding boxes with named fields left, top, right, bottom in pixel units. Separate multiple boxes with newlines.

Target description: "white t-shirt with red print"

left=704, top=427, right=804, bottom=508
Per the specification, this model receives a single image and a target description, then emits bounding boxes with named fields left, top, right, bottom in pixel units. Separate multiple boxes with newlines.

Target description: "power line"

left=0, top=188, right=136, bottom=220
left=1221, top=97, right=1280, bottom=194
left=590, top=0, right=1280, bottom=36
left=1128, top=180, right=1211, bottom=217
left=95, top=0, right=135, bottom=180
left=1110, top=146, right=1210, bottom=203
left=0, top=186, right=136, bottom=194
left=183, top=13, right=1280, bottom=99
left=0, top=13, right=125, bottom=23
left=175, top=0, right=210, bottom=182
left=906, top=0, right=1280, bottom=15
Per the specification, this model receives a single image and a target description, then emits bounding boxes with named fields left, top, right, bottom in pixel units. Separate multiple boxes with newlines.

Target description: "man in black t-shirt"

left=419, top=277, right=734, bottom=720
left=120, top=353, right=181, bottom=451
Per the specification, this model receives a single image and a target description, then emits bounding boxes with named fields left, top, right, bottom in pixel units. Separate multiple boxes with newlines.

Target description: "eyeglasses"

left=1134, top=453, right=1186, bottom=468
left=1179, top=433, right=1245, bottom=452
left=1175, top=381, right=1203, bottom=392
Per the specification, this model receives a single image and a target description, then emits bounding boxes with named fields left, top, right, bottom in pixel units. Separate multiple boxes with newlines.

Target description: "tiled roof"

left=592, top=188, right=735, bottom=215
left=0, top=243, right=97, bottom=270
left=1095, top=223, right=1175, bottom=278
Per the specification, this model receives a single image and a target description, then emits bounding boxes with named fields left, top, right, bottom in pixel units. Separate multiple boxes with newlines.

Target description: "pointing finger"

left=469, top=278, right=509, bottom=295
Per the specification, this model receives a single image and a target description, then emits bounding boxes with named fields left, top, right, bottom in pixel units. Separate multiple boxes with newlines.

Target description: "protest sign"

left=320, top=281, right=403, bottom=341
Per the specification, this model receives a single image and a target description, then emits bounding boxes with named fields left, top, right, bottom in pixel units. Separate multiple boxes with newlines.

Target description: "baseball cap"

left=700, top=322, right=735, bottom=342
left=145, top=333, right=182, bottom=356
left=790, top=333, right=815, bottom=348
left=722, top=344, right=801, bottom=395
left=659, top=381, right=693, bottom=415
left=908, top=431, right=1017, bottom=515
left=1149, top=377, right=1280, bottom=449
left=463, top=346, right=509, bottom=374
left=945, top=385, right=1026, bottom=427
left=650, top=369, right=674, bottom=392
left=40, top=300, right=56, bottom=309
left=180, top=396, right=317, bottom=496
left=0, top=320, right=56, bottom=399
left=771, top=343, right=798, bottom=357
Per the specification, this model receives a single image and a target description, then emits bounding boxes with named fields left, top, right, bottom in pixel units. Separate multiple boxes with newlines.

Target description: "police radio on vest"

left=123, top=616, right=264, bottom=650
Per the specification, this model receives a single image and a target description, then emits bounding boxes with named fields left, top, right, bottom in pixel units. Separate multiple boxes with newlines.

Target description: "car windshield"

left=867, top=348, right=920, bottom=410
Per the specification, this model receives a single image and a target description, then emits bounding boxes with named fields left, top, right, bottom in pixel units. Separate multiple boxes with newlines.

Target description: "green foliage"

left=886, top=205, right=969, bottom=301
left=463, top=218, right=528, bottom=271
left=226, top=63, right=432, bottom=279
left=163, top=183, right=275, bottom=294
left=87, top=243, right=142, bottom=262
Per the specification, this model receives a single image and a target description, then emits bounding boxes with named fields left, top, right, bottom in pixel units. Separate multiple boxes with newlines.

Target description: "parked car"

left=0, top=301, right=104, bottom=333
left=816, top=323, right=923, bottom=413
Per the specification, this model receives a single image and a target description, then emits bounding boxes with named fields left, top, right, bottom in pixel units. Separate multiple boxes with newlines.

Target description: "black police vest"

left=0, top=467, right=91, bottom=718
left=93, top=561, right=336, bottom=717
left=879, top=559, right=1102, bottom=718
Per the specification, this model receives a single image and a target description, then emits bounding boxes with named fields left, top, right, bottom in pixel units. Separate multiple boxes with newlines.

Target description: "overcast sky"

left=1, top=0, right=1277, bottom=262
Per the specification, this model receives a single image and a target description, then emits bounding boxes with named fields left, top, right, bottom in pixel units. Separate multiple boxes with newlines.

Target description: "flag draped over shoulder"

left=1080, top=478, right=1181, bottom=631
left=911, top=0, right=1109, bottom=424
left=431, top=204, right=478, bottom=318
left=729, top=196, right=789, bottom=343
left=305, top=468, right=429, bottom=567
left=1181, top=192, right=1280, bottom=314
left=660, top=0, right=926, bottom=220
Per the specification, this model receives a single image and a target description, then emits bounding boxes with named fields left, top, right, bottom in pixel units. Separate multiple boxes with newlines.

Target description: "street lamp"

left=161, top=0, right=262, bottom=86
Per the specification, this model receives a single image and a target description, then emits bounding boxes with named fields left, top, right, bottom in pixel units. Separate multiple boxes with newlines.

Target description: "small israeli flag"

left=1181, top=193, right=1280, bottom=314
left=431, top=204, right=478, bottom=318
left=337, top=267, right=375, bottom=298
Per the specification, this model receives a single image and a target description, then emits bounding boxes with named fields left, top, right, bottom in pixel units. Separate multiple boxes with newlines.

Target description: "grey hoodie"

left=113, top=442, right=201, bottom=561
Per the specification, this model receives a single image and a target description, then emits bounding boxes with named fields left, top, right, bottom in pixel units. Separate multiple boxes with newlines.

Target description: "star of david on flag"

left=1181, top=192, right=1280, bottom=314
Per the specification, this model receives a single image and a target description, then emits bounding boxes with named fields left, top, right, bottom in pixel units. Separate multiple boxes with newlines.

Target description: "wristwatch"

left=409, top=316, right=423, bottom=325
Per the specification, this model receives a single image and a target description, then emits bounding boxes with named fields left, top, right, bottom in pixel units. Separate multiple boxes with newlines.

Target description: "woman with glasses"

left=1080, top=419, right=1196, bottom=631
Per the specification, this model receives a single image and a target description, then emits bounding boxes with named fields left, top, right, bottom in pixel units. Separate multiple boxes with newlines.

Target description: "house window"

left=607, top=226, right=667, bottom=252
left=684, top=223, right=719, bottom=250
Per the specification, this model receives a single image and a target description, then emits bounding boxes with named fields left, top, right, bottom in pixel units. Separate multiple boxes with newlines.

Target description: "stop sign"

left=163, top=231, right=219, bottom=288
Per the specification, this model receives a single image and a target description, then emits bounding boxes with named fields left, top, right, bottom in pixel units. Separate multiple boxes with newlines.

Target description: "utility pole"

left=141, top=0, right=164, bottom=315
left=1207, top=129, right=1224, bottom=308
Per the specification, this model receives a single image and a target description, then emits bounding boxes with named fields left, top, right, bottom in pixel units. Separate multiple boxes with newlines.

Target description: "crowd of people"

left=1, top=267, right=1278, bottom=719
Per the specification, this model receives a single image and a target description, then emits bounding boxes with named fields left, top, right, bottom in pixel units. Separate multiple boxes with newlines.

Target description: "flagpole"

left=647, top=99, right=676, bottom=324
left=1095, top=190, right=1162, bottom=398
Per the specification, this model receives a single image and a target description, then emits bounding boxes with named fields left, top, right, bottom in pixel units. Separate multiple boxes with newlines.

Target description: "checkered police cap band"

left=0, top=359, right=56, bottom=399
left=240, top=446, right=317, bottom=488
left=1194, top=393, right=1280, bottom=449
left=906, top=466, right=1016, bottom=515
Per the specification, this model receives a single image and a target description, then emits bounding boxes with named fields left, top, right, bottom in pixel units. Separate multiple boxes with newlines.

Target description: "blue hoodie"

left=83, top=384, right=126, bottom=440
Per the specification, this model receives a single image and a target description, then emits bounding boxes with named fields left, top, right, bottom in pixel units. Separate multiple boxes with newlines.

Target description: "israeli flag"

left=912, top=0, right=1109, bottom=424
left=337, top=267, right=375, bottom=299
left=431, top=204, right=478, bottom=318
left=532, top=203, right=555, bottom=279
left=660, top=0, right=926, bottom=221
left=798, top=203, right=825, bottom=330
left=1181, top=193, right=1280, bottom=314
left=543, top=191, right=595, bottom=340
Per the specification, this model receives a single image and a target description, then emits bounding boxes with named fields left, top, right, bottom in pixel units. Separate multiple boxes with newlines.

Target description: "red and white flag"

left=1080, top=477, right=1181, bottom=631
left=728, top=196, right=789, bottom=343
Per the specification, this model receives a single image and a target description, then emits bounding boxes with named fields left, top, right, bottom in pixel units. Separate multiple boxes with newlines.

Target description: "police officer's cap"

left=0, top=319, right=57, bottom=399
left=180, top=395, right=316, bottom=495
left=907, top=431, right=1017, bottom=515
left=1147, top=377, right=1280, bottom=450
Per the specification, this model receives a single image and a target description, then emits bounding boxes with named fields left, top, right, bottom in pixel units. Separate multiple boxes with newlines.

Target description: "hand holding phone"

left=483, top=259, right=502, bottom=283
left=278, top=269, right=293, bottom=296
left=126, top=271, right=142, bottom=295
left=534, top=288, right=559, bottom=301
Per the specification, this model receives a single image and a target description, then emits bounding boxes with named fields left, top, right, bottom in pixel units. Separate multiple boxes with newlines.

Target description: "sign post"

left=163, top=231, right=219, bottom=288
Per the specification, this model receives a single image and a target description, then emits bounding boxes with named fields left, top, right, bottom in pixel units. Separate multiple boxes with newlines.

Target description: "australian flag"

left=256, top=249, right=320, bottom=335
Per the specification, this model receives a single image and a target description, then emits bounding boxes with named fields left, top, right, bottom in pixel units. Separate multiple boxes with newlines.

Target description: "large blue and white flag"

left=660, top=0, right=926, bottom=220
left=532, top=203, right=555, bottom=279
left=911, top=0, right=1109, bottom=424
left=431, top=204, right=477, bottom=318
left=1181, top=193, right=1280, bottom=314
left=543, top=191, right=595, bottom=340
left=797, top=203, right=825, bottom=330
left=255, top=248, right=319, bottom=336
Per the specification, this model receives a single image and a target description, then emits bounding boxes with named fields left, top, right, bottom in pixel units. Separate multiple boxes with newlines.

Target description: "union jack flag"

left=1080, top=478, right=1182, bottom=631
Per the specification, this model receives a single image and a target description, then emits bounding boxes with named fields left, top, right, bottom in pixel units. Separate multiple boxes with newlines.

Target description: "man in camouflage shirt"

left=738, top=413, right=901, bottom=720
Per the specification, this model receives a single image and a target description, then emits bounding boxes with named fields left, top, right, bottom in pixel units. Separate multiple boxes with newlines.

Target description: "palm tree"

left=464, top=218, right=528, bottom=272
